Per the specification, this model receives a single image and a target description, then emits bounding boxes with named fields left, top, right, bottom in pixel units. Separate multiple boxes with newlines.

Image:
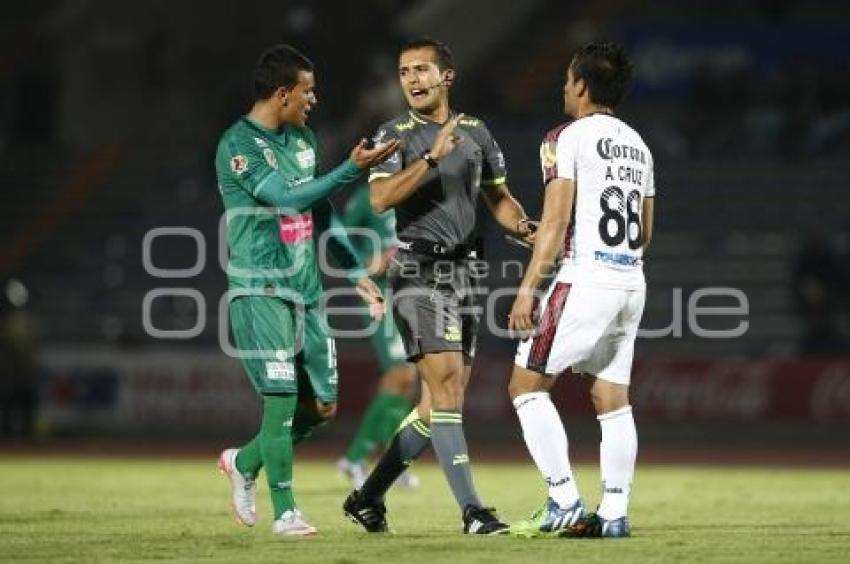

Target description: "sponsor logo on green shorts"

left=266, top=360, right=295, bottom=381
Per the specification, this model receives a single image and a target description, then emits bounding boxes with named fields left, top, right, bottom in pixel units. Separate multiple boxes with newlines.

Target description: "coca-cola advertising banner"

left=531, top=358, right=850, bottom=425
left=650, top=358, right=850, bottom=424
left=40, top=349, right=850, bottom=434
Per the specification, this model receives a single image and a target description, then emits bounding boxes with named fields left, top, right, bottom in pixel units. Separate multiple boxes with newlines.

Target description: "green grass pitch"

left=1, top=457, right=848, bottom=563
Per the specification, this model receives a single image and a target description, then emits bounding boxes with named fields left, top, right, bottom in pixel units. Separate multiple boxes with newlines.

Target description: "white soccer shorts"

left=514, top=282, right=645, bottom=385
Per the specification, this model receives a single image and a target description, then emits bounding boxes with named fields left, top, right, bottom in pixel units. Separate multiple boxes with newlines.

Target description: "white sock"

left=513, top=392, right=580, bottom=508
left=597, top=405, right=637, bottom=520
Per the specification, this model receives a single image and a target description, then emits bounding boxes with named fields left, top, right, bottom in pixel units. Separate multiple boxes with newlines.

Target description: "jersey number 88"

left=599, top=185, right=642, bottom=250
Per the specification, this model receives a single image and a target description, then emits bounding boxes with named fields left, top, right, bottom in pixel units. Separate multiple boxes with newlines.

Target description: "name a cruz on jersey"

left=543, top=114, right=655, bottom=290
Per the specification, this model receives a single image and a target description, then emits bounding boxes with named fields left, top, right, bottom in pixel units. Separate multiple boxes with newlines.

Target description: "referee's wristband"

left=421, top=151, right=438, bottom=168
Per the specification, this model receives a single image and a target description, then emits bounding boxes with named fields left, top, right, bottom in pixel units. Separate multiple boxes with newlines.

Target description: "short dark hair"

left=400, top=37, right=454, bottom=70
left=569, top=42, right=633, bottom=108
left=253, top=44, right=313, bottom=100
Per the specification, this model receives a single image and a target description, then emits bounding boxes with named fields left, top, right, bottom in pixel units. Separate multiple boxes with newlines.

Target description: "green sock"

left=259, top=394, right=298, bottom=519
left=345, top=392, right=411, bottom=462
left=235, top=435, right=262, bottom=479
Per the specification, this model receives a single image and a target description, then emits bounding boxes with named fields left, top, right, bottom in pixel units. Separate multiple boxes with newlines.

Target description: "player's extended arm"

left=254, top=160, right=362, bottom=213
left=641, top=196, right=655, bottom=249
left=252, top=139, right=400, bottom=212
left=481, top=183, right=531, bottom=236
left=519, top=178, right=574, bottom=292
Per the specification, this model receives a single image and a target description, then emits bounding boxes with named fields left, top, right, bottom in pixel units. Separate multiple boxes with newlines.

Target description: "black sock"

left=360, top=417, right=430, bottom=501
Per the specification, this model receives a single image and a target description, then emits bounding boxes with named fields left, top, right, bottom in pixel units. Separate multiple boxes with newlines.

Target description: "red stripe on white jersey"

left=527, top=282, right=572, bottom=372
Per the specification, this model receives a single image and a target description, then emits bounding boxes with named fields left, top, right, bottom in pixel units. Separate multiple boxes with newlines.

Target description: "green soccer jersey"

left=215, top=117, right=365, bottom=304
left=341, top=183, right=396, bottom=264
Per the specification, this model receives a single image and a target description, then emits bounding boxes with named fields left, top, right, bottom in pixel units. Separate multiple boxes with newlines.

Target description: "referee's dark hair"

left=400, top=37, right=454, bottom=71
left=570, top=42, right=633, bottom=109
left=253, top=44, right=314, bottom=100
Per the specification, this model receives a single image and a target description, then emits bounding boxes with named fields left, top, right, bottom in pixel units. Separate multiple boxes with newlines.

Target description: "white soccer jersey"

left=540, top=114, right=655, bottom=290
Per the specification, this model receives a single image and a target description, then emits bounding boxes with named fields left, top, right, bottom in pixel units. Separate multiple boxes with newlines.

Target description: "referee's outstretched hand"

left=350, top=138, right=401, bottom=170
left=430, top=113, right=465, bottom=161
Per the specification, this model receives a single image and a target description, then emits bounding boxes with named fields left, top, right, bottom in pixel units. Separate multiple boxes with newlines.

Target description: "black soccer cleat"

left=343, top=490, right=389, bottom=533
left=565, top=512, right=631, bottom=538
left=462, top=505, right=510, bottom=535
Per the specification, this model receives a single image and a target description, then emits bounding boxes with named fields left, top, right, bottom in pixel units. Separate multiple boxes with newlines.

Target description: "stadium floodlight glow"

left=142, top=288, right=206, bottom=339
left=142, top=227, right=206, bottom=278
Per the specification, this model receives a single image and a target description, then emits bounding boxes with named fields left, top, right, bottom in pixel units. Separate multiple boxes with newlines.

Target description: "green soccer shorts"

left=229, top=296, right=338, bottom=402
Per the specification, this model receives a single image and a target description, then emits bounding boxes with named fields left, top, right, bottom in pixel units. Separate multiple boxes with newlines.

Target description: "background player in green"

left=336, top=184, right=419, bottom=489
left=213, top=44, right=398, bottom=537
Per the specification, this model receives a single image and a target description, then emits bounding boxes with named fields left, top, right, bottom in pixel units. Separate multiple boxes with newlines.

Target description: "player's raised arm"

left=245, top=139, right=398, bottom=213
left=369, top=114, right=464, bottom=213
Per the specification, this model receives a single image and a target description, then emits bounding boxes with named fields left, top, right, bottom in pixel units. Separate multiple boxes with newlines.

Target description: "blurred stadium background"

left=2, top=0, right=850, bottom=461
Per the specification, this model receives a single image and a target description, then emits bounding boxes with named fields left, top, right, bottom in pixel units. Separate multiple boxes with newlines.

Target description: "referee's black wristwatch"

left=420, top=150, right=439, bottom=168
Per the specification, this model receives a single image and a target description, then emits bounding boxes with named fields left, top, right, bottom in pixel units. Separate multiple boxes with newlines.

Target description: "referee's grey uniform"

left=369, top=110, right=507, bottom=363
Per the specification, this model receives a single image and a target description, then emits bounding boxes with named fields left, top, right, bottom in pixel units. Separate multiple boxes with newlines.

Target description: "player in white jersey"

left=507, top=43, right=654, bottom=539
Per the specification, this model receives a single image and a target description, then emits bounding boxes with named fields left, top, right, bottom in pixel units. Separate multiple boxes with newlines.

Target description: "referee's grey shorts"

left=386, top=251, right=483, bottom=365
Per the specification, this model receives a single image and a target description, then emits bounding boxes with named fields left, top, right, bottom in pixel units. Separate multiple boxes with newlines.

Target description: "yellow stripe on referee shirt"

left=481, top=176, right=506, bottom=187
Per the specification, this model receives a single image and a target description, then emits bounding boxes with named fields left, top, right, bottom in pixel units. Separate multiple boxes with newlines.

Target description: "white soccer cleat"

left=217, top=448, right=257, bottom=527
left=397, top=469, right=420, bottom=490
left=272, top=509, right=318, bottom=536
left=337, top=457, right=368, bottom=489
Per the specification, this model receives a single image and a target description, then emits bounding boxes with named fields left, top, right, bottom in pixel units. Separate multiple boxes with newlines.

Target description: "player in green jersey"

left=214, top=44, right=398, bottom=537
left=336, top=184, right=419, bottom=489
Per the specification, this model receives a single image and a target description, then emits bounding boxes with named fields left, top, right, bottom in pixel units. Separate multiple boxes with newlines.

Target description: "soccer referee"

left=343, top=37, right=535, bottom=535
left=214, top=44, right=398, bottom=537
